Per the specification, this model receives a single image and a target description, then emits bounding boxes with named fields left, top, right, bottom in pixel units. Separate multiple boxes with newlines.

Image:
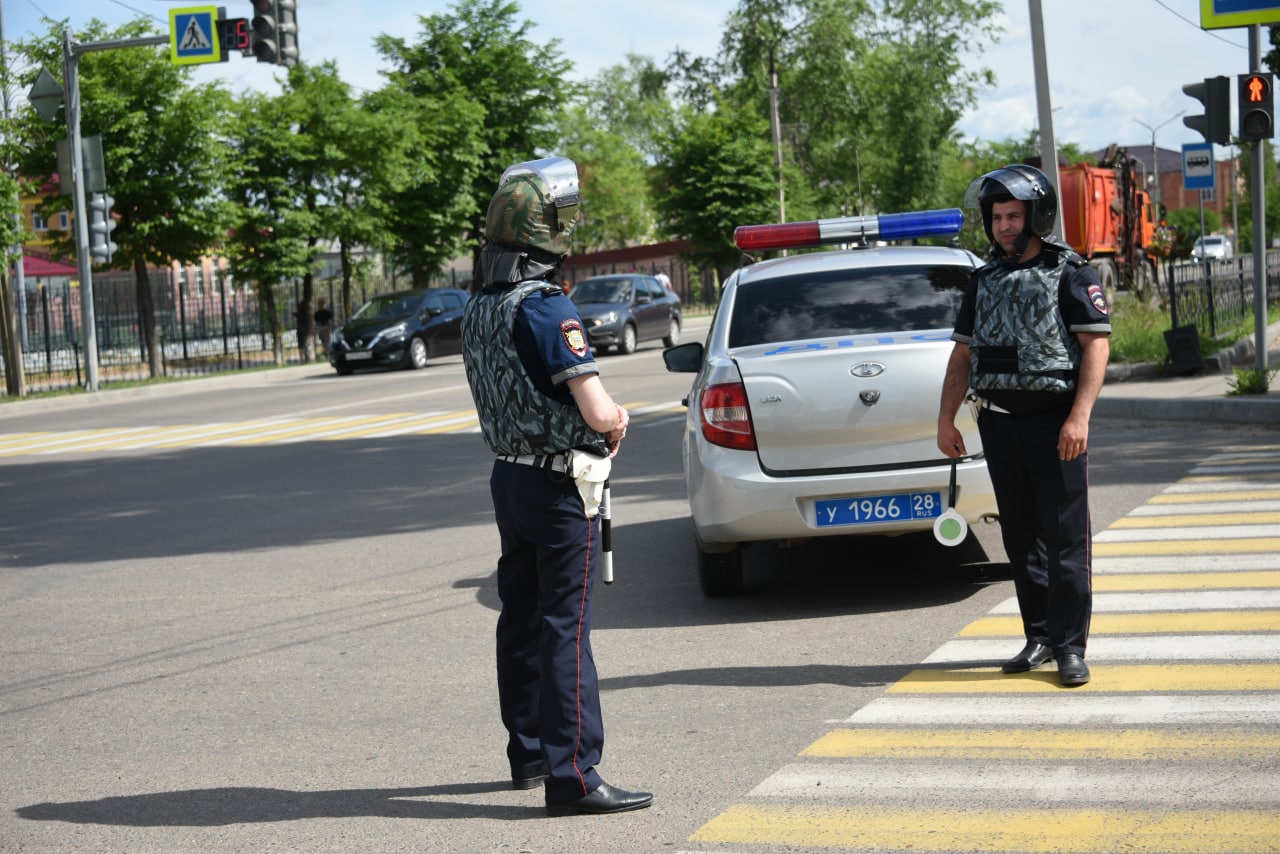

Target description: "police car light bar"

left=734, top=207, right=965, bottom=252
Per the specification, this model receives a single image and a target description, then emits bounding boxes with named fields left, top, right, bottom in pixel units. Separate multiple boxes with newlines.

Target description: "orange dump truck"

left=1057, top=146, right=1157, bottom=294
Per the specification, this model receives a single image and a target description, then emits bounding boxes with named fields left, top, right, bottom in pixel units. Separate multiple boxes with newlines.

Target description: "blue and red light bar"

left=734, top=208, right=965, bottom=252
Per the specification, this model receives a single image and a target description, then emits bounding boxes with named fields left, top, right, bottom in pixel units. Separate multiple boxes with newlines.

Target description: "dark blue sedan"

left=569, top=274, right=682, bottom=355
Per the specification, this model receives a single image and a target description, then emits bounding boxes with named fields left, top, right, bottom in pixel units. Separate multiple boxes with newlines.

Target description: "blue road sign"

left=169, top=7, right=220, bottom=66
left=1182, top=143, right=1216, bottom=191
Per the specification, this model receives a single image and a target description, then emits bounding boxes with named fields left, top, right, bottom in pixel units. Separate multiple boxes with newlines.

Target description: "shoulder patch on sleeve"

left=1087, top=283, right=1109, bottom=315
left=561, top=319, right=588, bottom=357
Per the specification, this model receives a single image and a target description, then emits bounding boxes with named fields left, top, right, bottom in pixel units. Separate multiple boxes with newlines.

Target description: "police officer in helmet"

left=937, top=164, right=1111, bottom=687
left=461, top=156, right=653, bottom=815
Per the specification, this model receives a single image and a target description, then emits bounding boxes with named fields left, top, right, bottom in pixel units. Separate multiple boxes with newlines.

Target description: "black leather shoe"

left=512, top=772, right=549, bottom=790
left=546, top=782, right=653, bottom=816
left=1001, top=642, right=1053, bottom=673
left=1057, top=654, right=1090, bottom=686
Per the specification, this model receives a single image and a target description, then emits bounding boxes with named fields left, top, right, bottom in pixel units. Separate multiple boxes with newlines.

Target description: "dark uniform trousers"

left=977, top=404, right=1093, bottom=657
left=490, top=459, right=604, bottom=804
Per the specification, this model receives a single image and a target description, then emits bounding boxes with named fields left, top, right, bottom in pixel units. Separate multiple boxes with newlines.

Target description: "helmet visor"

left=498, top=157, right=581, bottom=210
left=962, top=166, right=1048, bottom=209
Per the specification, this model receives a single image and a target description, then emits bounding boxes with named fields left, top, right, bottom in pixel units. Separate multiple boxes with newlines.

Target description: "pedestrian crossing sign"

left=169, top=6, right=220, bottom=66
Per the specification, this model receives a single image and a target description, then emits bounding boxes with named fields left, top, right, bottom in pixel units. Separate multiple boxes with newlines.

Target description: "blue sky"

left=1, top=0, right=1260, bottom=157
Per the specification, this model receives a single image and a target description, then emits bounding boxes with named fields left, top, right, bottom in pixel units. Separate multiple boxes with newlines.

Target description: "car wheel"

left=618, top=324, right=637, bottom=355
left=408, top=336, right=429, bottom=369
left=698, top=546, right=743, bottom=597
left=663, top=317, right=681, bottom=348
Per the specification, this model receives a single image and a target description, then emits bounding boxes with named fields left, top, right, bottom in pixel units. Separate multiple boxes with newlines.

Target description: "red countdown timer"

left=218, top=17, right=250, bottom=51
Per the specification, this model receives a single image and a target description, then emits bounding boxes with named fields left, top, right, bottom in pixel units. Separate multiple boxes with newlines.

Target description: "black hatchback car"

left=329, top=288, right=471, bottom=375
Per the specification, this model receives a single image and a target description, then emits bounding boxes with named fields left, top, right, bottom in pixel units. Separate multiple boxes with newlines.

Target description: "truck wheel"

left=1092, top=259, right=1118, bottom=298
left=697, top=545, right=743, bottom=597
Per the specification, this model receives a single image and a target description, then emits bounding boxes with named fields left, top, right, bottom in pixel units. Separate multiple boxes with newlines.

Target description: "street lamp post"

left=1135, top=111, right=1185, bottom=213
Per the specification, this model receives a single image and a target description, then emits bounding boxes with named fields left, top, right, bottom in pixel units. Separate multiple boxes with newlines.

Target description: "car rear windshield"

left=729, top=264, right=971, bottom=348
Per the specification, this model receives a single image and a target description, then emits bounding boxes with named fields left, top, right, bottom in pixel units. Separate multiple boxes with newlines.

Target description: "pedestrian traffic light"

left=250, top=0, right=280, bottom=64
left=1238, top=71, right=1275, bottom=142
left=88, top=193, right=117, bottom=265
left=277, top=0, right=298, bottom=67
left=1183, top=76, right=1231, bottom=145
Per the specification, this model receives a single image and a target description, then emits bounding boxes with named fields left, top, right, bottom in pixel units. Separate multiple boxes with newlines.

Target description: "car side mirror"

left=636, top=292, right=651, bottom=304
left=426, top=306, right=444, bottom=317
left=663, top=341, right=703, bottom=373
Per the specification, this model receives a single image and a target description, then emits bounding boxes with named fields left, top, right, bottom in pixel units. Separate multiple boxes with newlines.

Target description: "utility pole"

left=1028, top=0, right=1065, bottom=237
left=1248, top=25, right=1268, bottom=376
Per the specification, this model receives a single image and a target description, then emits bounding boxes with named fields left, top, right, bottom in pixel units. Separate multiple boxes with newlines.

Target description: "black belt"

left=498, top=453, right=571, bottom=474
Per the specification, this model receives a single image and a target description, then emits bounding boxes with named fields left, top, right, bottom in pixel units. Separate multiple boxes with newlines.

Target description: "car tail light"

left=700, top=382, right=756, bottom=450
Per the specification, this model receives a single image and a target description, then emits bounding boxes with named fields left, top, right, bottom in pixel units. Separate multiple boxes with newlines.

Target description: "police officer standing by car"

left=460, top=156, right=653, bottom=816
left=936, top=164, right=1111, bottom=687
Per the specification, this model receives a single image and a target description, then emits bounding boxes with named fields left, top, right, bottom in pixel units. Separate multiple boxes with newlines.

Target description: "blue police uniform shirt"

left=512, top=287, right=599, bottom=403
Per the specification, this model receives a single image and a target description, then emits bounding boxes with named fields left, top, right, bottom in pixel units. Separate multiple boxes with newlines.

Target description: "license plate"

left=344, top=351, right=373, bottom=361
left=815, top=491, right=944, bottom=528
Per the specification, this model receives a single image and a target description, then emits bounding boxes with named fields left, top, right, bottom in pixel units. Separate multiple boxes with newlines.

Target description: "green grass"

left=1108, top=296, right=1280, bottom=365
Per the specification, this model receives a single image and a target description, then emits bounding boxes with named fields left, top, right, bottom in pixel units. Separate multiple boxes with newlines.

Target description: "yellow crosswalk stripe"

left=960, top=610, right=1280, bottom=636
left=1110, top=511, right=1280, bottom=527
left=691, top=804, right=1280, bottom=852
left=1149, top=489, right=1280, bottom=503
left=889, top=663, right=1280, bottom=693
left=802, top=727, right=1280, bottom=759
left=1096, top=538, right=1280, bottom=556
left=1094, top=571, right=1280, bottom=590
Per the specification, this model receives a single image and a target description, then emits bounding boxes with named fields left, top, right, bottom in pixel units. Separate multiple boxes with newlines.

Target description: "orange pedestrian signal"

left=1238, top=72, right=1275, bottom=142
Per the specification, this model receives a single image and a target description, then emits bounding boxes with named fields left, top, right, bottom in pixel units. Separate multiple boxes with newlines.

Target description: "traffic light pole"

left=60, top=29, right=167, bottom=392
left=1249, top=25, right=1268, bottom=376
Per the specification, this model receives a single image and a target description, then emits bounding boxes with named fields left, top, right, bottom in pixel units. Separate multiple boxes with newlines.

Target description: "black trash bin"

left=1163, top=324, right=1203, bottom=375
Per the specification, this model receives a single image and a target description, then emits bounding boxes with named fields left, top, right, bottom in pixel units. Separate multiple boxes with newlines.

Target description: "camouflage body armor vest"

left=969, top=250, right=1081, bottom=395
left=462, top=281, right=608, bottom=457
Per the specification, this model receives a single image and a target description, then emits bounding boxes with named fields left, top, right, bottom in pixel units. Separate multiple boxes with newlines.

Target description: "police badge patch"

left=561, top=319, right=588, bottom=357
left=1087, top=284, right=1109, bottom=315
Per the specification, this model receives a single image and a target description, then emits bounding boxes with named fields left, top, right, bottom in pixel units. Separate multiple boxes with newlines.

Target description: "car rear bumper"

left=686, top=440, right=999, bottom=547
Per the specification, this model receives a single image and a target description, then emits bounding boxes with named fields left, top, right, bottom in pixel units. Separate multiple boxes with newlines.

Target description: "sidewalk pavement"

left=1097, top=320, right=1280, bottom=427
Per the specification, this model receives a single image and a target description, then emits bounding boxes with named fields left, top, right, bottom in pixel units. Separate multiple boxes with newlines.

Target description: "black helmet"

left=963, top=164, right=1057, bottom=250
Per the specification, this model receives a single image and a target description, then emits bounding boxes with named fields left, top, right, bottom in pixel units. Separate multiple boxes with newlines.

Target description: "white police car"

left=663, top=209, right=999, bottom=596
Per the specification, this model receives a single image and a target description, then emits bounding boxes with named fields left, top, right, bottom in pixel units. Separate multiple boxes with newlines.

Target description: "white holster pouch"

left=569, top=449, right=612, bottom=518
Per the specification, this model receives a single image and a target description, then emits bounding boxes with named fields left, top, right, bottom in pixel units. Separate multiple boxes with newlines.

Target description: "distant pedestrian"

left=936, top=164, right=1110, bottom=688
left=655, top=271, right=672, bottom=292
left=314, top=298, right=333, bottom=359
left=295, top=300, right=309, bottom=356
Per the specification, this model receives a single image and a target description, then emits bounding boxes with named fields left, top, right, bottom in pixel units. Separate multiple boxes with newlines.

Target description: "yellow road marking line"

left=1095, top=538, right=1280, bottom=556
left=691, top=805, right=1280, bottom=852
left=802, top=727, right=1280, bottom=759
left=1149, top=490, right=1280, bottom=503
left=1094, top=571, right=1280, bottom=590
left=1110, top=511, right=1280, bottom=527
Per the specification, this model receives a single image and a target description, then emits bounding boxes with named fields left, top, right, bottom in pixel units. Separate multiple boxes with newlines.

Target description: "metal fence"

left=0, top=269, right=465, bottom=397
left=1164, top=251, right=1280, bottom=340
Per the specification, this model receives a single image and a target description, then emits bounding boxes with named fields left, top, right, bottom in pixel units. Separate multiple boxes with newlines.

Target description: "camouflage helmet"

left=484, top=156, right=581, bottom=257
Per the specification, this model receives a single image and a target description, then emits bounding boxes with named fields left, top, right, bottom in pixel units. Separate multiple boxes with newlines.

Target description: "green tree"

left=13, top=17, right=232, bottom=378
left=224, top=88, right=318, bottom=365
left=375, top=0, right=572, bottom=286
left=1234, top=139, right=1280, bottom=254
left=653, top=105, right=777, bottom=285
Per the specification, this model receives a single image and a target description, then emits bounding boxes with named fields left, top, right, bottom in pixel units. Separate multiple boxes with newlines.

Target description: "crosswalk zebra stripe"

left=690, top=804, right=1280, bottom=852
left=988, top=589, right=1280, bottom=612
left=925, top=635, right=1280, bottom=663
left=847, top=694, right=1280, bottom=725
left=1093, top=570, right=1280, bottom=590
left=889, top=663, right=1280, bottom=693
left=749, top=762, right=1280, bottom=806
left=800, top=726, right=1280, bottom=759
left=1129, top=499, right=1280, bottom=514
left=1095, top=537, right=1280, bottom=556
left=961, top=610, right=1280, bottom=636
left=1094, top=524, right=1280, bottom=540
left=1094, top=554, right=1280, bottom=572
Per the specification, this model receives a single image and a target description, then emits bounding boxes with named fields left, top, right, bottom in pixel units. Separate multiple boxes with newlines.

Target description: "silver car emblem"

left=859, top=390, right=881, bottom=406
left=759, top=394, right=782, bottom=404
left=850, top=362, right=885, bottom=378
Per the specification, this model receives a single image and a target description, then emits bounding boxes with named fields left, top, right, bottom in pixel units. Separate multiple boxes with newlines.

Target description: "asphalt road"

left=1, top=326, right=1276, bottom=853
